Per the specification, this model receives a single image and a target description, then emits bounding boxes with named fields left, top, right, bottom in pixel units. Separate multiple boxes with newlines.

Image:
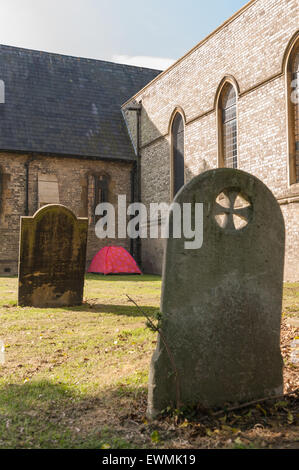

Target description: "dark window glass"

left=93, top=174, right=109, bottom=224
left=292, top=50, right=299, bottom=182
left=220, top=84, right=238, bottom=169
left=172, top=113, right=185, bottom=196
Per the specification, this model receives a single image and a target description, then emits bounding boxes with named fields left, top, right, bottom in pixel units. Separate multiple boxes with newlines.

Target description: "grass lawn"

left=0, top=275, right=298, bottom=449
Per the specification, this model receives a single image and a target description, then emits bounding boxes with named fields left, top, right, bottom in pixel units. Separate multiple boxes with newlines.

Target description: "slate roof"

left=0, top=44, right=161, bottom=161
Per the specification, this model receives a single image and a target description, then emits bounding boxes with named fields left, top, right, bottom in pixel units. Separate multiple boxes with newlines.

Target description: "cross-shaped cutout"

left=214, top=189, right=252, bottom=231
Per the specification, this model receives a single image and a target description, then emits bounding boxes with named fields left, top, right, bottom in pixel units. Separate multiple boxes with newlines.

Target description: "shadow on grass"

left=0, top=274, right=161, bottom=282
left=1, top=380, right=298, bottom=449
left=0, top=275, right=18, bottom=279
left=66, top=303, right=160, bottom=318
left=85, top=273, right=161, bottom=282
left=0, top=380, right=146, bottom=449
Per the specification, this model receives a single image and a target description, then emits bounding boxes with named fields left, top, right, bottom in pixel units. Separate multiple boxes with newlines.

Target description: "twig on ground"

left=211, top=388, right=299, bottom=417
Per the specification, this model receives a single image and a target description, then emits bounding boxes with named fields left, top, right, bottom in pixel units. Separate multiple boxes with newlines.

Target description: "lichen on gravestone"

left=18, top=204, right=88, bottom=307
left=147, top=169, right=285, bottom=419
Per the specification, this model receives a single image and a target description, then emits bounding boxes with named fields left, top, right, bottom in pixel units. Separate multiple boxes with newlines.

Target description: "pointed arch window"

left=172, top=113, right=185, bottom=196
left=287, top=38, right=299, bottom=184
left=219, top=83, right=238, bottom=169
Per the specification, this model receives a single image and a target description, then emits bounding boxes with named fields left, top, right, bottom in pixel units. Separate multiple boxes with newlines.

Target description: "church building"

left=0, top=45, right=159, bottom=275
left=123, top=0, right=299, bottom=281
left=0, top=0, right=298, bottom=281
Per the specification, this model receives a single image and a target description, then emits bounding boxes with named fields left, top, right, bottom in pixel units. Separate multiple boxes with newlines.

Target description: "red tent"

left=87, top=246, right=142, bottom=275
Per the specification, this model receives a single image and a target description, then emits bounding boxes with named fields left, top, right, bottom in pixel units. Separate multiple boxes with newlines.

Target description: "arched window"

left=87, top=172, right=110, bottom=224
left=218, top=83, right=238, bottom=169
left=172, top=112, right=185, bottom=196
left=287, top=37, right=299, bottom=184
left=95, top=174, right=109, bottom=206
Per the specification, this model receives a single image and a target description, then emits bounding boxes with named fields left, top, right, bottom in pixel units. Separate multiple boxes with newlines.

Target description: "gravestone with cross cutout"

left=18, top=204, right=88, bottom=307
left=147, top=168, right=285, bottom=418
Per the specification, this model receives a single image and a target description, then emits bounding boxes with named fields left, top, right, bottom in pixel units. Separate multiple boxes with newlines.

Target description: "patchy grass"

left=0, top=275, right=298, bottom=449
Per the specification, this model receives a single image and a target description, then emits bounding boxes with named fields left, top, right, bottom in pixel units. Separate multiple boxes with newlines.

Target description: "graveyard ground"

left=0, top=275, right=298, bottom=449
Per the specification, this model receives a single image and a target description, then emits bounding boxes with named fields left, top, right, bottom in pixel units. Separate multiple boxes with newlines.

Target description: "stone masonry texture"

left=123, top=0, right=299, bottom=281
left=0, top=152, right=133, bottom=275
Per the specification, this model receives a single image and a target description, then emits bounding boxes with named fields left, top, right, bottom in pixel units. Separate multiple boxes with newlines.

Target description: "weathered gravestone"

left=18, top=204, right=88, bottom=307
left=148, top=168, right=285, bottom=418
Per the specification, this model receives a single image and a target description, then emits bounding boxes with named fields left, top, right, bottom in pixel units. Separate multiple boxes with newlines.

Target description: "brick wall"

left=0, top=152, right=133, bottom=275
left=123, top=0, right=299, bottom=281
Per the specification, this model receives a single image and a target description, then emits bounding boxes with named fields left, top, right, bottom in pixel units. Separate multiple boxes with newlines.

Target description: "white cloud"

left=111, top=54, right=175, bottom=71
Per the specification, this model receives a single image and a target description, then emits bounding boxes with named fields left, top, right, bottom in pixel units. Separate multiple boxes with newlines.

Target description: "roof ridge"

left=0, top=43, right=162, bottom=73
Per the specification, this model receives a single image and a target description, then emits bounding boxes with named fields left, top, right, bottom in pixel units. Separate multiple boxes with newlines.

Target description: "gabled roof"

left=0, top=44, right=161, bottom=161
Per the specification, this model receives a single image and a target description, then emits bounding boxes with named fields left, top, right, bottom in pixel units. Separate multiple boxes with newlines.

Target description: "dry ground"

left=0, top=275, right=298, bottom=449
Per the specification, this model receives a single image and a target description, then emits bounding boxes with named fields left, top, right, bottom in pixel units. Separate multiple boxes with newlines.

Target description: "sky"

left=0, top=0, right=249, bottom=70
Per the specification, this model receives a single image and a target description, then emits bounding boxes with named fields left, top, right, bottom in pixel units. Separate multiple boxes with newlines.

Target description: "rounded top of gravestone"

left=162, top=167, right=285, bottom=313
left=31, top=204, right=78, bottom=221
left=171, top=168, right=285, bottom=237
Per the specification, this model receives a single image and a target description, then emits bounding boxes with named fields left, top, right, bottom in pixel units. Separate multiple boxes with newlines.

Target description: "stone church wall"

left=123, top=0, right=299, bottom=281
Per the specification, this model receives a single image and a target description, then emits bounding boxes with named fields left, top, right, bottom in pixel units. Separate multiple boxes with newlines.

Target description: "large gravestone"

left=18, top=204, right=88, bottom=307
left=148, top=169, right=285, bottom=418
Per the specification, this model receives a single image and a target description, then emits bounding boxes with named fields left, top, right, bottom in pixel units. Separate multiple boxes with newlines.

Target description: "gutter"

left=1, top=148, right=135, bottom=164
left=24, top=155, right=35, bottom=216
left=126, top=104, right=142, bottom=267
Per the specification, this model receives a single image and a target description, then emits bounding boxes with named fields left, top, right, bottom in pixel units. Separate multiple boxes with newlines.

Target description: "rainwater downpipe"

left=24, top=156, right=35, bottom=216
left=130, top=161, right=136, bottom=256
left=127, top=104, right=142, bottom=267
